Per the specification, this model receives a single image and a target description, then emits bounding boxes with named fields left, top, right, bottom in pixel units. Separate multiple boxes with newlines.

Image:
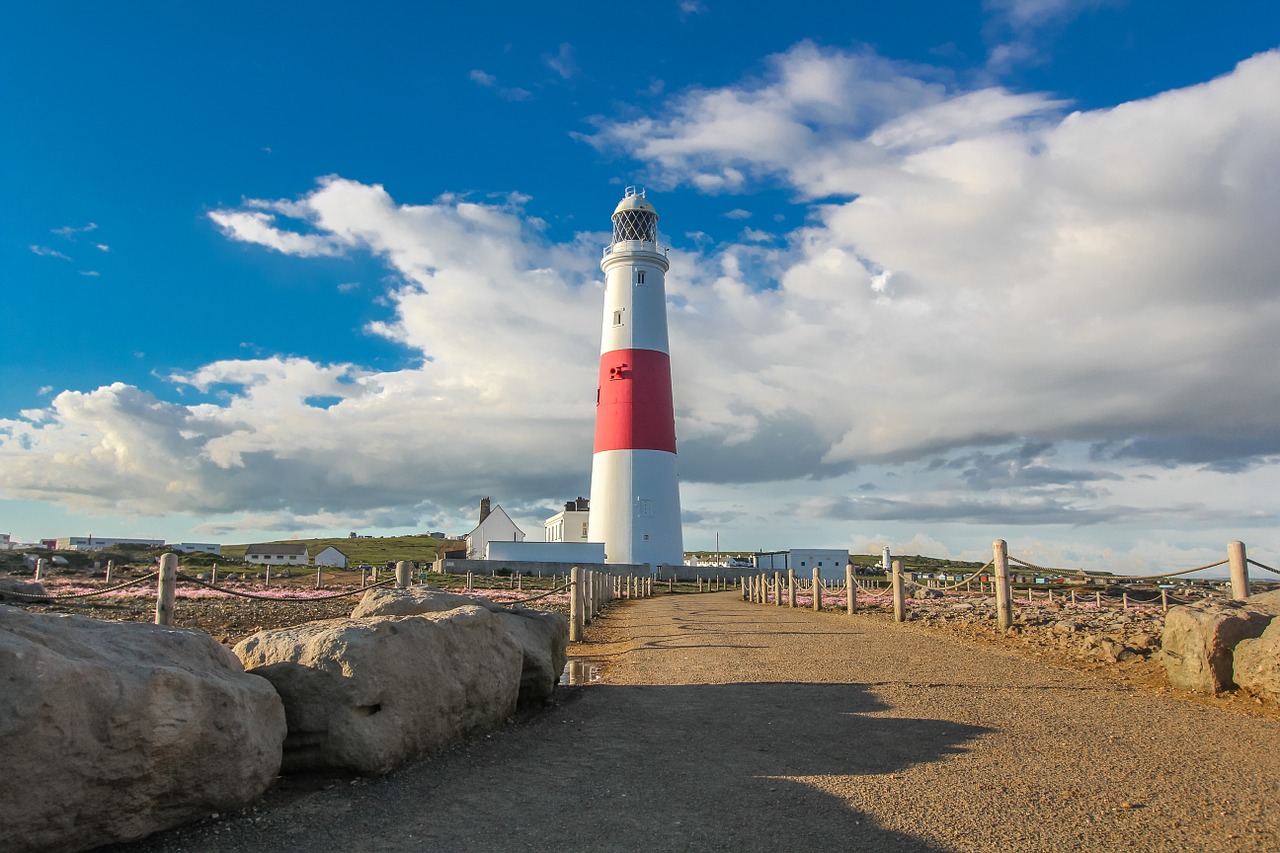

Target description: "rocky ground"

left=0, top=569, right=570, bottom=645
left=99, top=591, right=1280, bottom=853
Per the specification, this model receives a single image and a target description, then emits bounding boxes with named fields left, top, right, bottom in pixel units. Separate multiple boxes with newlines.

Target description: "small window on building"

left=613, top=310, right=623, bottom=326
left=637, top=498, right=653, bottom=518
left=637, top=270, right=646, bottom=285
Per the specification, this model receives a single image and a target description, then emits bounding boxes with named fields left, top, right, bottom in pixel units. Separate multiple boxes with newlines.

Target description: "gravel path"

left=114, top=591, right=1279, bottom=852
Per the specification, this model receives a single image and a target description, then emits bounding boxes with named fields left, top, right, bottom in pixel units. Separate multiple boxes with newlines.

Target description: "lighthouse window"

left=637, top=498, right=653, bottom=518
left=613, top=310, right=623, bottom=326
left=637, top=270, right=646, bottom=285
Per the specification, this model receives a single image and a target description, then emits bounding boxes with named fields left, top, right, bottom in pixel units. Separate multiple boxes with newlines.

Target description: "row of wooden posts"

left=738, top=540, right=1260, bottom=628
left=568, top=566, right=660, bottom=642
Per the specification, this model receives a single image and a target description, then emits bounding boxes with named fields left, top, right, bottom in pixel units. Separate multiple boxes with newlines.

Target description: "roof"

left=245, top=542, right=309, bottom=555
left=316, top=546, right=348, bottom=557
left=466, top=504, right=524, bottom=539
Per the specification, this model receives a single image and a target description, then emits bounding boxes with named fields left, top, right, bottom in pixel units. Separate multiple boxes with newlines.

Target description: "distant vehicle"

left=357, top=563, right=373, bottom=570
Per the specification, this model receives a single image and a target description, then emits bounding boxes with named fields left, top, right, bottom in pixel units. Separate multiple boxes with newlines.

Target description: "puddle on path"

left=560, top=659, right=602, bottom=685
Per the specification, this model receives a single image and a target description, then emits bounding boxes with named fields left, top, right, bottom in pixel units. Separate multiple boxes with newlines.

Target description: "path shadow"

left=406, top=681, right=988, bottom=852
left=105, top=682, right=988, bottom=853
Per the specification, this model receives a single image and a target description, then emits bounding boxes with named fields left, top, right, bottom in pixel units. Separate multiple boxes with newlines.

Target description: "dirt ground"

left=99, top=590, right=1279, bottom=853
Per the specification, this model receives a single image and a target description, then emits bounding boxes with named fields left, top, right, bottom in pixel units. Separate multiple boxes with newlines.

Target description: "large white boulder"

left=0, top=606, right=286, bottom=853
left=1160, top=590, right=1280, bottom=693
left=234, top=606, right=523, bottom=776
left=1234, top=618, right=1280, bottom=703
left=352, top=587, right=568, bottom=704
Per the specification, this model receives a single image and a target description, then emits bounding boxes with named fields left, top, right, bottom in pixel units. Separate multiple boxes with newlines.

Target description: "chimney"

left=479, top=497, right=491, bottom=524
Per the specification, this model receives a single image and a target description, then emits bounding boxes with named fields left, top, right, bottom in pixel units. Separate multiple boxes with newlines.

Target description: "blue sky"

left=3, top=1, right=1279, bottom=575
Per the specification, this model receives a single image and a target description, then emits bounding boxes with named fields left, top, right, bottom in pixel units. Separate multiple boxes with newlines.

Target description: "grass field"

left=220, top=535, right=460, bottom=565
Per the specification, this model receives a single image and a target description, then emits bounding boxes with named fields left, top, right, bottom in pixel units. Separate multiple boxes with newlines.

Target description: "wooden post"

left=265, top=564, right=272, bottom=587
left=892, top=560, right=905, bottom=623
left=1161, top=589, right=1169, bottom=612
left=1228, top=541, right=1250, bottom=600
left=35, top=559, right=46, bottom=580
left=569, top=567, right=583, bottom=642
left=787, top=569, right=796, bottom=608
left=315, top=564, right=322, bottom=589
left=1122, top=592, right=1129, bottom=611
left=1095, top=591, right=1102, bottom=608
left=209, top=562, right=215, bottom=585
left=155, top=553, right=177, bottom=626
left=846, top=564, right=856, bottom=615
left=668, top=577, right=674, bottom=593
left=993, top=540, right=1013, bottom=631
left=396, top=560, right=411, bottom=588
left=1070, top=589, right=1076, bottom=606
left=812, top=567, right=822, bottom=611
left=106, top=560, right=115, bottom=584
left=774, top=571, right=782, bottom=606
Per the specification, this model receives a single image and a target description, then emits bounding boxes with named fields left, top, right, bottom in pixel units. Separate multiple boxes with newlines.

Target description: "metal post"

left=1228, top=541, right=1250, bottom=600
left=846, top=563, right=856, bottom=615
left=155, top=553, right=177, bottom=626
left=994, top=540, right=1013, bottom=631
left=396, top=560, right=411, bottom=588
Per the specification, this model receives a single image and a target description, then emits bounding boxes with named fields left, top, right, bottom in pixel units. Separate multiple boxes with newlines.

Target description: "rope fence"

left=736, top=540, right=1274, bottom=630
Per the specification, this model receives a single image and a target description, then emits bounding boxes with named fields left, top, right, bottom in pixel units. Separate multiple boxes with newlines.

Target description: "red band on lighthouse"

left=594, top=348, right=677, bottom=453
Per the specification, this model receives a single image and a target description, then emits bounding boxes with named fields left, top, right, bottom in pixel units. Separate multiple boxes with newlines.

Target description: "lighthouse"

left=588, top=187, right=684, bottom=566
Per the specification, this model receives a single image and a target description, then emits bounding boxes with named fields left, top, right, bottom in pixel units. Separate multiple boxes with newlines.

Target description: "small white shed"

left=315, top=546, right=350, bottom=569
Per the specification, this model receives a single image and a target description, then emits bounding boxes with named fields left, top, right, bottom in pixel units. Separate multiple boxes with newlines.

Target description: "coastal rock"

left=0, top=578, right=47, bottom=603
left=0, top=606, right=285, bottom=853
left=1160, top=596, right=1276, bottom=693
left=1233, top=620, right=1280, bottom=704
left=234, top=607, right=523, bottom=776
left=352, top=587, right=568, bottom=704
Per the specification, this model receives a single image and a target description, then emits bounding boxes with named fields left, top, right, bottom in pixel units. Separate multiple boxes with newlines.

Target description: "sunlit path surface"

left=113, top=592, right=1280, bottom=853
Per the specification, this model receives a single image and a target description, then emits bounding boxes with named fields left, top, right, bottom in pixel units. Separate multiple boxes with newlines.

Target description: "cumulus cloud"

left=4, top=45, right=1279, bottom=560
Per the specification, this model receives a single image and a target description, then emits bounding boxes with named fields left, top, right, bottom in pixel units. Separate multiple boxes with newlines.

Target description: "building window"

left=637, top=270, right=646, bottom=285
left=613, top=310, right=623, bottom=326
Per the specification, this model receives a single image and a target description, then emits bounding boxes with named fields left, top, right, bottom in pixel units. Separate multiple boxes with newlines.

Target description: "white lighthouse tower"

left=588, top=187, right=683, bottom=566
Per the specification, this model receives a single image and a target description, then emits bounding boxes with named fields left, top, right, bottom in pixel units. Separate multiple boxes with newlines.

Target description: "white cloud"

left=51, top=222, right=98, bottom=238
left=5, top=46, right=1280, bottom=565
left=95, top=243, right=110, bottom=252
left=544, top=43, right=577, bottom=80
left=468, top=68, right=532, bottom=101
left=29, top=245, right=71, bottom=260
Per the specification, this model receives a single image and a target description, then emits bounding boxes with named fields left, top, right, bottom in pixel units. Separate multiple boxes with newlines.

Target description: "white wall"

left=486, top=541, right=607, bottom=564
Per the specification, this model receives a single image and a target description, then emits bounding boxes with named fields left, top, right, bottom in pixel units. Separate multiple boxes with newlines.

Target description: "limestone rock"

left=1160, top=597, right=1274, bottom=693
left=234, top=606, right=523, bottom=776
left=0, top=578, right=47, bottom=603
left=1234, top=619, right=1280, bottom=704
left=0, top=606, right=286, bottom=853
left=353, top=587, right=569, bottom=704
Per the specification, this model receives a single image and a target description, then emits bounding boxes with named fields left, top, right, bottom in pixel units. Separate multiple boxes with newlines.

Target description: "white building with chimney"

left=465, top=497, right=525, bottom=559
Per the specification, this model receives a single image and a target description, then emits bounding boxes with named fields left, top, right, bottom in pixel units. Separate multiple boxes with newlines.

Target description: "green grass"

left=219, top=534, right=460, bottom=565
